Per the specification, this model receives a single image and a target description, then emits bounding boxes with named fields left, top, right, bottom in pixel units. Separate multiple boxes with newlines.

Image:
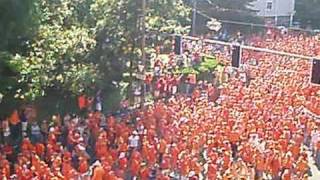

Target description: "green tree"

left=146, top=0, right=191, bottom=33
left=12, top=0, right=98, bottom=100
left=195, top=0, right=257, bottom=20
left=8, top=0, right=191, bottom=106
left=0, top=0, right=39, bottom=112
left=89, top=0, right=191, bottom=96
left=295, top=0, right=320, bottom=29
left=185, top=0, right=261, bottom=34
left=0, top=0, right=39, bottom=53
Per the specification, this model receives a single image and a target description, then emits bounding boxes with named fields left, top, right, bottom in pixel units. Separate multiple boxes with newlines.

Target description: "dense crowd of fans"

left=0, top=30, right=320, bottom=180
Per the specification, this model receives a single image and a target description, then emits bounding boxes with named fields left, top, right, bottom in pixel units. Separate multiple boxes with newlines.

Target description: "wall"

left=251, top=0, right=295, bottom=17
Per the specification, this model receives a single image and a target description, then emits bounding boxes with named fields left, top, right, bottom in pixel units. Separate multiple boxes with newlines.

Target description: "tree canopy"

left=0, top=0, right=191, bottom=114
left=12, top=0, right=98, bottom=99
left=189, top=0, right=258, bottom=21
left=184, top=0, right=261, bottom=34
left=0, top=0, right=39, bottom=53
left=295, top=0, right=320, bottom=29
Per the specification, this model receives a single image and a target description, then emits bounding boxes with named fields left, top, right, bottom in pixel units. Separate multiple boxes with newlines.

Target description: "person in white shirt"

left=128, top=131, right=140, bottom=150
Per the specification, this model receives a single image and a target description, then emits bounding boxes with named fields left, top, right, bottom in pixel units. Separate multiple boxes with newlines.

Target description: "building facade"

left=251, top=0, right=295, bottom=26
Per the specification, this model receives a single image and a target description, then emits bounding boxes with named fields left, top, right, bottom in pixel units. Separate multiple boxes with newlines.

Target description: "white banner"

left=298, top=106, right=320, bottom=119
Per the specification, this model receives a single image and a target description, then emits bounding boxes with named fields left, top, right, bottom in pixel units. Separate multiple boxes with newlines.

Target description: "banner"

left=297, top=106, right=320, bottom=119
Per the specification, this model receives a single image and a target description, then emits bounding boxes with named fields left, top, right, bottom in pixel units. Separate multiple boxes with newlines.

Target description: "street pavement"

left=308, top=150, right=320, bottom=180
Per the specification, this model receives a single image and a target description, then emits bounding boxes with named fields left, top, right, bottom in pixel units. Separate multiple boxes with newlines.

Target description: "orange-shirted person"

left=78, top=156, right=89, bottom=174
left=170, top=144, right=179, bottom=169
left=91, top=162, right=106, bottom=180
left=78, top=95, right=87, bottom=110
left=222, top=152, right=231, bottom=172
left=118, top=153, right=128, bottom=170
left=158, top=138, right=167, bottom=164
left=207, top=163, right=217, bottom=179
left=130, top=158, right=141, bottom=178
left=62, top=161, right=74, bottom=179
left=295, top=155, right=309, bottom=178
left=0, top=158, right=10, bottom=179
left=192, top=88, right=201, bottom=100
left=180, top=158, right=190, bottom=177
left=270, top=153, right=281, bottom=179
left=160, top=155, right=171, bottom=170
left=282, top=169, right=292, bottom=180
left=140, top=165, right=150, bottom=180
left=289, top=143, right=300, bottom=160
left=9, top=109, right=20, bottom=125
left=147, top=145, right=157, bottom=166
left=35, top=143, right=45, bottom=157
left=282, top=153, right=294, bottom=170
left=255, top=154, right=266, bottom=179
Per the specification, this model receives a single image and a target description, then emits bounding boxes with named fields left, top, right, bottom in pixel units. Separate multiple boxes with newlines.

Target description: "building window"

left=266, top=2, right=273, bottom=10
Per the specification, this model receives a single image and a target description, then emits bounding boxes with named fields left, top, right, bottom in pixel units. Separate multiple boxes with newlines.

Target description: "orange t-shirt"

left=1, top=160, right=10, bottom=178
left=297, top=159, right=308, bottom=172
left=35, top=143, right=45, bottom=156
left=119, top=157, right=128, bottom=170
left=159, top=139, right=167, bottom=154
left=92, top=166, right=106, bottom=180
left=62, top=162, right=73, bottom=178
left=207, top=164, right=217, bottom=179
left=180, top=160, right=190, bottom=176
left=223, top=155, right=231, bottom=170
left=130, top=159, right=140, bottom=176
left=290, top=145, right=300, bottom=158
left=140, top=167, right=150, bottom=180
left=161, top=156, right=171, bottom=170
left=256, top=157, right=265, bottom=171
left=9, top=110, right=20, bottom=125
left=188, top=74, right=197, bottom=85
left=282, top=157, right=293, bottom=169
left=271, top=157, right=281, bottom=175
left=229, top=132, right=240, bottom=143
left=282, top=170, right=291, bottom=180
left=78, top=95, right=86, bottom=109
left=78, top=159, right=88, bottom=173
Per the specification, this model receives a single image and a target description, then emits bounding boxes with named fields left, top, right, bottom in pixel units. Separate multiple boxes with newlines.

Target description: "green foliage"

left=180, top=67, right=200, bottom=75
left=295, top=0, right=320, bottom=29
left=0, top=52, right=20, bottom=95
left=197, top=55, right=219, bottom=72
left=13, top=0, right=98, bottom=100
left=103, top=87, right=123, bottom=112
left=147, top=0, right=191, bottom=34
left=198, top=0, right=257, bottom=18
left=0, top=0, right=39, bottom=52
left=178, top=56, right=220, bottom=75
left=89, top=0, right=191, bottom=96
left=1, top=0, right=192, bottom=115
left=187, top=0, right=262, bottom=34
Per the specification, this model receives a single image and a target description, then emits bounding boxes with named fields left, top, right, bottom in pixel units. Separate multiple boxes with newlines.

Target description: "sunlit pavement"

left=307, top=151, right=320, bottom=180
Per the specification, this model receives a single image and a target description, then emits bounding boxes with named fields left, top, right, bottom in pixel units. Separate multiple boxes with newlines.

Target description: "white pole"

left=290, top=13, right=294, bottom=27
left=192, top=0, right=197, bottom=36
left=290, top=0, right=296, bottom=27
left=274, top=0, right=278, bottom=25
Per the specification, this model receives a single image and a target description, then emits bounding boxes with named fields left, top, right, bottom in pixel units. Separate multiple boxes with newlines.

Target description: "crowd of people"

left=0, top=30, right=320, bottom=180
